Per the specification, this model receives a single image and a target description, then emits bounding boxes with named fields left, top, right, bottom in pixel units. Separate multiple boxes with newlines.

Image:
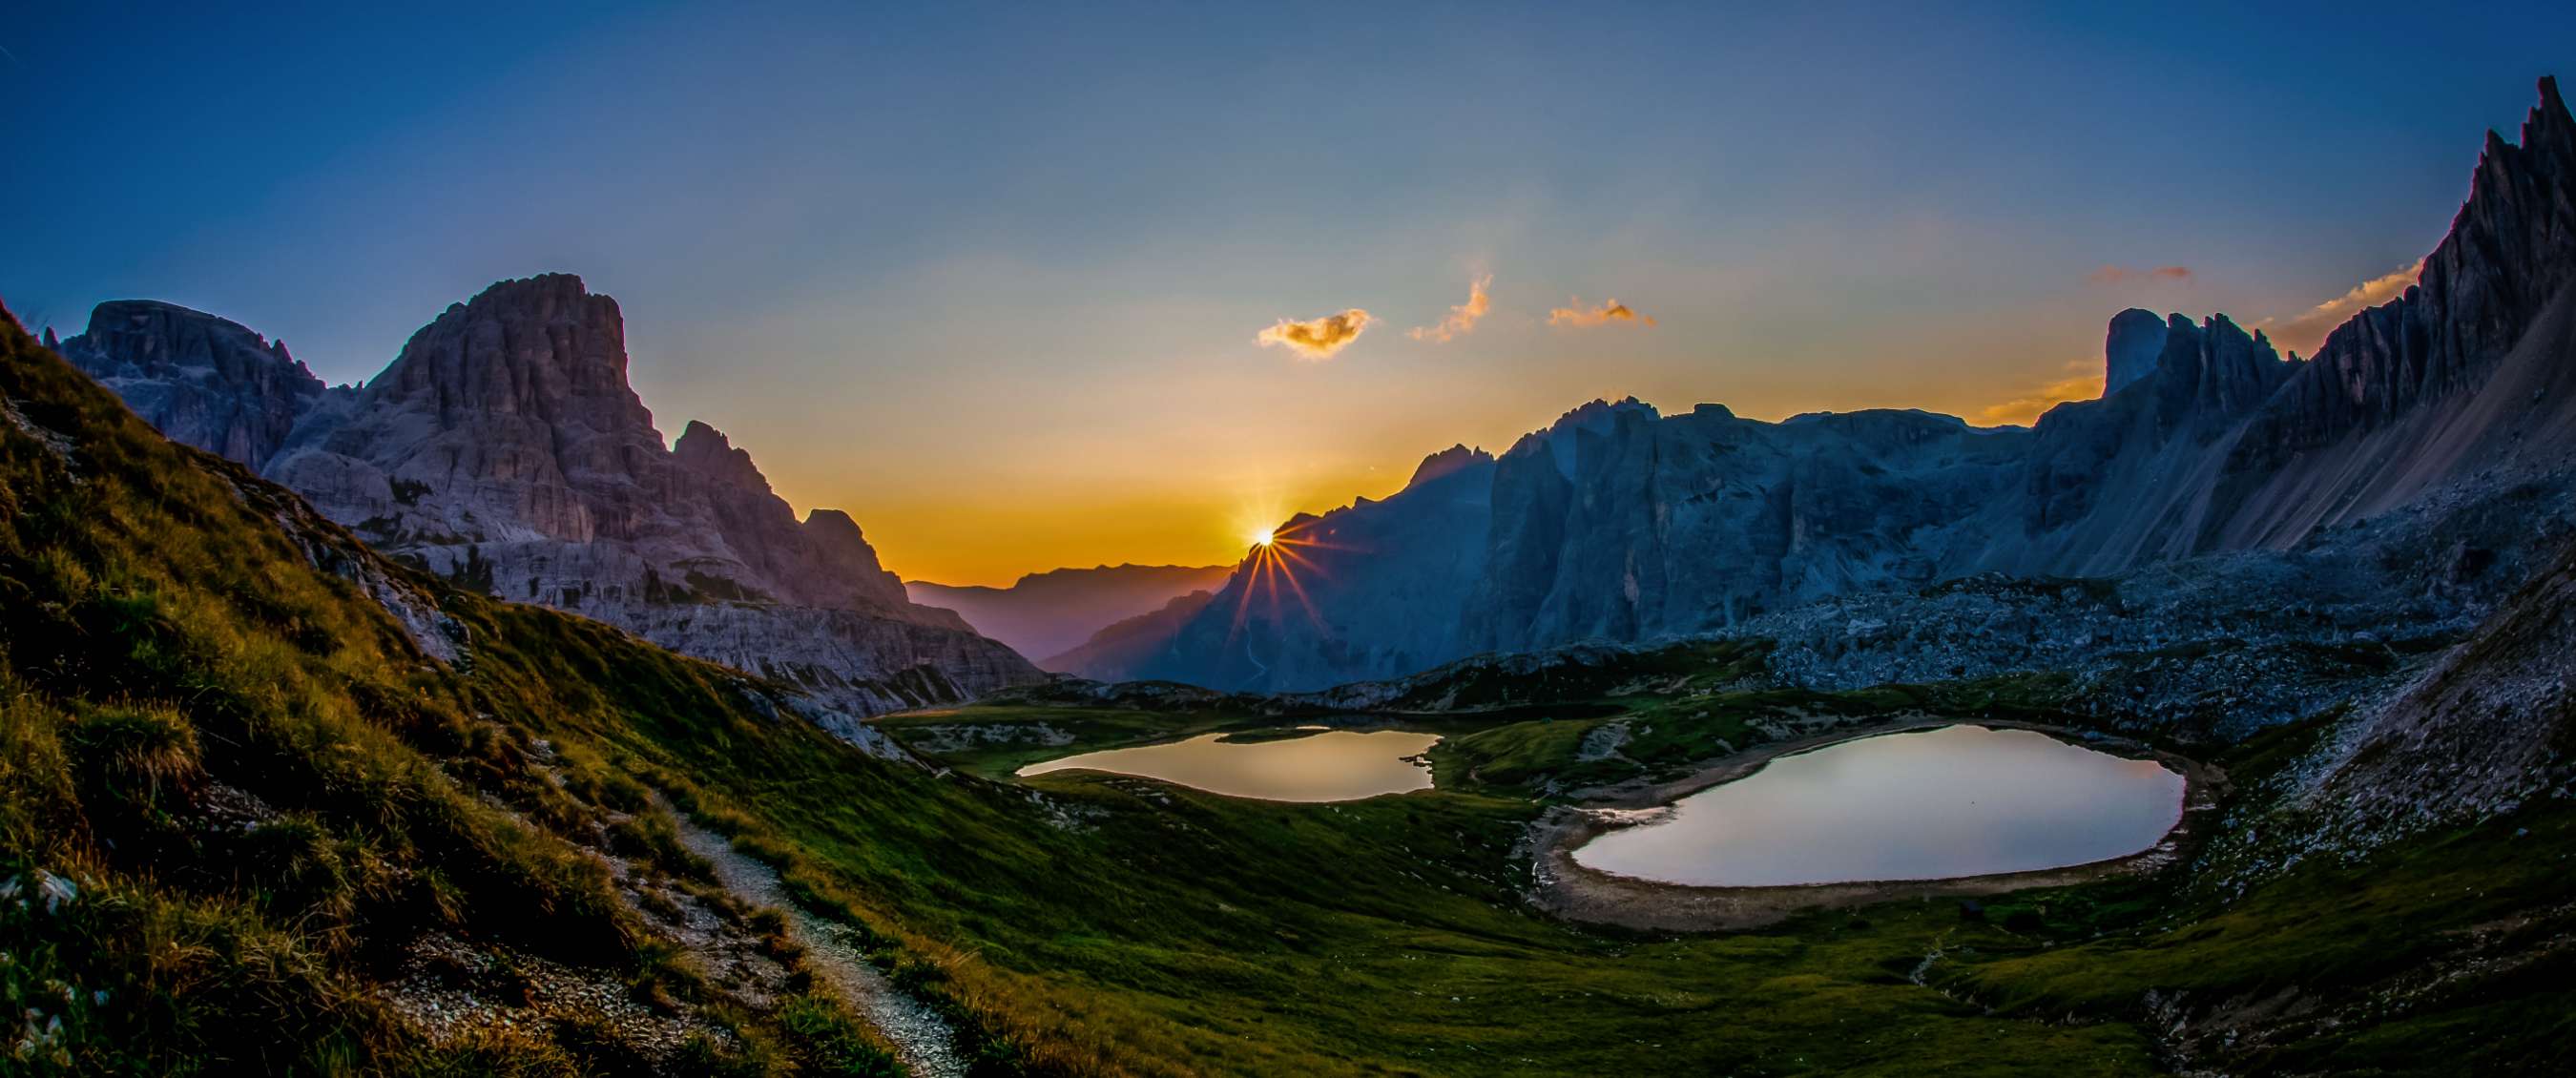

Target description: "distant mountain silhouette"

left=905, top=563, right=1231, bottom=665
left=1136, top=79, right=2576, bottom=692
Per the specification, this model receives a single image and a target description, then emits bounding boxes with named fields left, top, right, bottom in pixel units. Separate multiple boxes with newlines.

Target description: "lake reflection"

left=1573, top=725, right=2184, bottom=886
left=1016, top=729, right=1441, bottom=802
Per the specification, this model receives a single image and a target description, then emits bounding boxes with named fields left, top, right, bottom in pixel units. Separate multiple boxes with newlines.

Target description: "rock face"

left=53, top=301, right=354, bottom=467
left=905, top=563, right=1232, bottom=667
left=2103, top=308, right=2170, bottom=395
left=58, top=274, right=1041, bottom=717
left=1136, top=79, right=2576, bottom=692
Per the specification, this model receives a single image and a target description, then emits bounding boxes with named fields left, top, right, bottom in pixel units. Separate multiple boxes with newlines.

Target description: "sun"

left=1249, top=528, right=1275, bottom=548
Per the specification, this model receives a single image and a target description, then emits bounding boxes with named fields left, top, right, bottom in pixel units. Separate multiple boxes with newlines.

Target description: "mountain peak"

left=2105, top=308, right=2169, bottom=394
left=54, top=298, right=334, bottom=466
left=1408, top=443, right=1494, bottom=487
left=1548, top=396, right=1658, bottom=434
left=803, top=508, right=865, bottom=542
left=674, top=419, right=779, bottom=495
left=676, top=418, right=729, bottom=448
left=369, top=273, right=649, bottom=437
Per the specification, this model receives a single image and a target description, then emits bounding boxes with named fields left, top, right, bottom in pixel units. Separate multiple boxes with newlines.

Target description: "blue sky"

left=6, top=2, right=2569, bottom=583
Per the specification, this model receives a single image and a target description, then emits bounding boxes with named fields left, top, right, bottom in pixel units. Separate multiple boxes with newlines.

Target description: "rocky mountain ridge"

left=55, top=274, right=1041, bottom=719
left=1134, top=78, right=2576, bottom=693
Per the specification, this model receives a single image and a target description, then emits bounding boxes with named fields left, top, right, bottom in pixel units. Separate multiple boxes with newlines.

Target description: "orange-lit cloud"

left=1978, top=360, right=2105, bottom=425
left=2265, top=259, right=2423, bottom=356
left=2087, top=264, right=2193, bottom=284
left=1548, top=297, right=1655, bottom=328
left=1257, top=308, right=1374, bottom=360
left=1408, top=274, right=1493, bottom=342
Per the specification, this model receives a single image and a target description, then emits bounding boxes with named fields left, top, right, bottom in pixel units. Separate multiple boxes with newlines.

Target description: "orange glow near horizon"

left=763, top=251, right=2411, bottom=590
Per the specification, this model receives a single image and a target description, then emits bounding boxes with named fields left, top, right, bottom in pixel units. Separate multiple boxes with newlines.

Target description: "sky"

left=7, top=2, right=2571, bottom=586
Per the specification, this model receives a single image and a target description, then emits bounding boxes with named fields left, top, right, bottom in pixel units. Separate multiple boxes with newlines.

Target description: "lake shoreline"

left=1520, top=716, right=2229, bottom=932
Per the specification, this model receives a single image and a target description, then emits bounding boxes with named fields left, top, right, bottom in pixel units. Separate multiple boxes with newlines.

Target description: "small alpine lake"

left=1572, top=724, right=2187, bottom=887
left=1016, top=727, right=1443, bottom=802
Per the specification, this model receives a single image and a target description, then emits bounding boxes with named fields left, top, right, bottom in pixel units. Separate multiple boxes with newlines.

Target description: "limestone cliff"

left=59, top=274, right=1040, bottom=717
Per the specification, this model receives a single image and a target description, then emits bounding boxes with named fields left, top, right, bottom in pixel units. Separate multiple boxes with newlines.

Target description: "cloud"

left=1978, top=360, right=2105, bottom=425
left=2087, top=264, right=2193, bottom=284
left=1407, top=274, right=1493, bottom=342
left=2264, top=259, right=2423, bottom=356
left=1256, top=308, right=1374, bottom=360
left=1548, top=297, right=1655, bottom=328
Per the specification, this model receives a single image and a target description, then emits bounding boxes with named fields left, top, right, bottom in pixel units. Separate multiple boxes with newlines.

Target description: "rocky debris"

left=221, top=462, right=468, bottom=665
left=193, top=782, right=284, bottom=834
left=1013, top=786, right=1111, bottom=833
left=2256, top=532, right=2576, bottom=864
left=378, top=932, right=727, bottom=1061
left=2136, top=906, right=2576, bottom=1074
left=898, top=722, right=1078, bottom=755
left=986, top=673, right=1256, bottom=712
left=1730, top=554, right=2456, bottom=742
left=1574, top=720, right=1632, bottom=763
left=782, top=696, right=927, bottom=763
left=0, top=393, right=77, bottom=466
left=55, top=274, right=1040, bottom=717
left=665, top=808, right=968, bottom=1077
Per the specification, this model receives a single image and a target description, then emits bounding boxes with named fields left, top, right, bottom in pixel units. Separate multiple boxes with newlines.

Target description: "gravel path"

left=667, top=812, right=967, bottom=1078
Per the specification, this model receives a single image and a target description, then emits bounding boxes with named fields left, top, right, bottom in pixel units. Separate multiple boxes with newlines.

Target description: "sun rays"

left=1224, top=519, right=1345, bottom=643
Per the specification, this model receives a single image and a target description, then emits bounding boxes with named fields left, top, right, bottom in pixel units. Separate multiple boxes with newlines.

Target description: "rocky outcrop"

left=1997, top=313, right=2296, bottom=572
left=55, top=301, right=353, bottom=467
left=1134, top=79, right=2576, bottom=692
left=905, top=563, right=1231, bottom=665
left=2103, top=308, right=2169, bottom=395
left=58, top=274, right=1040, bottom=717
left=2245, top=77, right=2576, bottom=467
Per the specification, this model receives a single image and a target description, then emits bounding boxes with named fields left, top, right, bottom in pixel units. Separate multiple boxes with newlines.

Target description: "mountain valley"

left=6, top=45, right=2576, bottom=1078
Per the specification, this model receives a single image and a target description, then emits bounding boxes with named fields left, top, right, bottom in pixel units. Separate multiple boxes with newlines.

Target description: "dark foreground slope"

left=1, top=300, right=955, bottom=1073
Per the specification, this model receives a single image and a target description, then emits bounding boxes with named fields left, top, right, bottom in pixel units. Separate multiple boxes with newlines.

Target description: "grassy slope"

left=881, top=670, right=2576, bottom=1075
left=572, top=696, right=2160, bottom=1076
left=9, top=299, right=2573, bottom=1076
left=0, top=307, right=910, bottom=1074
